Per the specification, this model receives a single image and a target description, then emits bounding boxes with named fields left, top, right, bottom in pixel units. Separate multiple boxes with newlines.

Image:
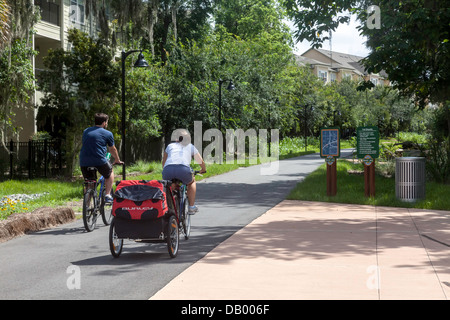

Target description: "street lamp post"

left=121, top=50, right=148, bottom=180
left=218, top=79, right=235, bottom=133
left=268, top=98, right=279, bottom=155
left=333, top=110, right=341, bottom=127
left=304, top=104, right=314, bottom=152
left=304, top=104, right=308, bottom=152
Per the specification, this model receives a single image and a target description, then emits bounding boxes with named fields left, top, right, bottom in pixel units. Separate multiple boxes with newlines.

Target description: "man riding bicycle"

left=162, top=129, right=206, bottom=214
left=79, top=113, right=123, bottom=203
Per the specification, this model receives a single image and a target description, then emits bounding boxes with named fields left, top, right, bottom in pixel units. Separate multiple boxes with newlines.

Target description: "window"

left=330, top=72, right=337, bottom=82
left=318, top=70, right=327, bottom=83
left=35, top=0, right=60, bottom=26
left=70, top=0, right=85, bottom=24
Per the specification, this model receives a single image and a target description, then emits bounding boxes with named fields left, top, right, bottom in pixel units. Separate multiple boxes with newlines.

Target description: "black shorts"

left=81, top=162, right=113, bottom=180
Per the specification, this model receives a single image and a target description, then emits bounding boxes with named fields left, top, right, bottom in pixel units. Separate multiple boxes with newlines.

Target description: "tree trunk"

left=160, top=15, right=171, bottom=64
left=148, top=0, right=158, bottom=56
left=171, top=3, right=178, bottom=43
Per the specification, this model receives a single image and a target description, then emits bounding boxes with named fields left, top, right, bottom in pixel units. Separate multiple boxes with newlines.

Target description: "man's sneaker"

left=188, top=205, right=198, bottom=215
left=105, top=194, right=113, bottom=204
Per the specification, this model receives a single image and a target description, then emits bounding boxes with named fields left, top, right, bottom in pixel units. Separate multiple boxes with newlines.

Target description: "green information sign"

left=357, top=126, right=379, bottom=159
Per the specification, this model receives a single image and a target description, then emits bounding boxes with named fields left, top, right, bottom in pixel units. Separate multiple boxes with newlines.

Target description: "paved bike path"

left=150, top=200, right=450, bottom=300
left=0, top=151, right=335, bottom=299
left=150, top=153, right=450, bottom=300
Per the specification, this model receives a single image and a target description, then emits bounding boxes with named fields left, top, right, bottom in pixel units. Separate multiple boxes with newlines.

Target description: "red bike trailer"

left=108, top=179, right=180, bottom=258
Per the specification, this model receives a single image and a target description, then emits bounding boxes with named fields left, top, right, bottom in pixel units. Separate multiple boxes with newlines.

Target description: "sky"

left=290, top=14, right=371, bottom=58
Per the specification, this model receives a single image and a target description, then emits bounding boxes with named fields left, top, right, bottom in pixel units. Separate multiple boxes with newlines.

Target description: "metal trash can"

left=395, top=157, right=426, bottom=202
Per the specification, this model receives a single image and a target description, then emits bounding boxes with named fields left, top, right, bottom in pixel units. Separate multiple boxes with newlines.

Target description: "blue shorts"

left=162, top=165, right=194, bottom=185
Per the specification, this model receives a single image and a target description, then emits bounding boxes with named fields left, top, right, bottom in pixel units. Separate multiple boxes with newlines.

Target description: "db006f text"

left=225, top=305, right=269, bottom=315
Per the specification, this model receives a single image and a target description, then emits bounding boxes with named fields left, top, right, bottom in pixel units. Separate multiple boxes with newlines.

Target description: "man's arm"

left=107, top=145, right=123, bottom=165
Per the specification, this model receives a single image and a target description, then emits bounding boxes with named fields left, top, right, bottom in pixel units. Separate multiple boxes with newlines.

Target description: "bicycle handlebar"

left=107, top=152, right=124, bottom=166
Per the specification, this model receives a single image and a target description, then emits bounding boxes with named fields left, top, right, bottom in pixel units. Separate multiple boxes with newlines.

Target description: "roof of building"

left=296, top=48, right=388, bottom=79
left=294, top=55, right=329, bottom=67
left=316, top=48, right=365, bottom=71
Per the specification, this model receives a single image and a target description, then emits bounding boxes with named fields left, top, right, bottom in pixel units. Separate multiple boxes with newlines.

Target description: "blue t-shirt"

left=79, top=126, right=114, bottom=167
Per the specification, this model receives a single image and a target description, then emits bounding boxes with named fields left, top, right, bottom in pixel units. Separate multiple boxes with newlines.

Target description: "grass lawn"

left=0, top=179, right=81, bottom=219
left=287, top=159, right=450, bottom=211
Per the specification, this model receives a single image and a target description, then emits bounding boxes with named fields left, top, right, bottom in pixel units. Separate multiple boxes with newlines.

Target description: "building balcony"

left=35, top=0, right=61, bottom=41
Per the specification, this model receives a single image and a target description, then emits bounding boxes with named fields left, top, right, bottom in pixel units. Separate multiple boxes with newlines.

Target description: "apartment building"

left=296, top=48, right=389, bottom=86
left=17, top=0, right=105, bottom=141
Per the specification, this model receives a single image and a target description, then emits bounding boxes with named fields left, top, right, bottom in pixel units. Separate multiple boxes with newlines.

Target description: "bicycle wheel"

left=181, top=195, right=191, bottom=240
left=109, top=218, right=123, bottom=258
left=100, top=189, right=113, bottom=225
left=166, top=215, right=179, bottom=258
left=82, top=190, right=97, bottom=232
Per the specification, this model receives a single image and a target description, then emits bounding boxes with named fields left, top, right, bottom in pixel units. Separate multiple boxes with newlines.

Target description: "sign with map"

left=357, top=126, right=379, bottom=159
left=320, top=127, right=340, bottom=158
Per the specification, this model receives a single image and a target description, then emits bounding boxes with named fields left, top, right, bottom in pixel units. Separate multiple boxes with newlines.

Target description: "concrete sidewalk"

left=150, top=200, right=450, bottom=300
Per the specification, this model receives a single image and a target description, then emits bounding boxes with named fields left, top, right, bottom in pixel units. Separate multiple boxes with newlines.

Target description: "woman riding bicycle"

left=162, top=129, right=206, bottom=214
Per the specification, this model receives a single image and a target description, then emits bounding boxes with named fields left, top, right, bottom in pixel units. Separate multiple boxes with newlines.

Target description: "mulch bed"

left=0, top=207, right=75, bottom=243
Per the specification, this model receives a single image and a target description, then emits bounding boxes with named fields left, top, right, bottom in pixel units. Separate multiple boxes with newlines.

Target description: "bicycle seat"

left=84, top=167, right=98, bottom=182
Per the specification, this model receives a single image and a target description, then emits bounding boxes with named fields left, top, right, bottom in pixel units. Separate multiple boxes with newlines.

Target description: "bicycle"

left=82, top=164, right=114, bottom=232
left=171, top=170, right=204, bottom=240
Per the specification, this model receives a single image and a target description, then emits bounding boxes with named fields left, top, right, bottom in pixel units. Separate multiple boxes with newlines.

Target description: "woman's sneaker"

left=188, top=205, right=198, bottom=215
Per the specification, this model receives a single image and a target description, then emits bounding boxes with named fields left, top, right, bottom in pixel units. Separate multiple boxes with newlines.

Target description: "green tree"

left=0, top=39, right=36, bottom=148
left=159, top=25, right=302, bottom=140
left=327, top=79, right=419, bottom=138
left=214, top=0, right=291, bottom=42
left=272, top=57, right=321, bottom=137
left=126, top=56, right=166, bottom=141
left=0, top=0, right=38, bottom=148
left=107, top=0, right=213, bottom=63
left=37, top=28, right=120, bottom=175
left=282, top=0, right=450, bottom=133
left=0, top=0, right=10, bottom=48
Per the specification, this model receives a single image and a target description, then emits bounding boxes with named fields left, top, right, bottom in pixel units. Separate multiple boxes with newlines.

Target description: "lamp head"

left=227, top=80, right=235, bottom=91
left=134, top=52, right=149, bottom=68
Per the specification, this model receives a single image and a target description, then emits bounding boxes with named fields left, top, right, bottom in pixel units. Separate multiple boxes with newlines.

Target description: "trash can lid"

left=396, top=157, right=425, bottom=161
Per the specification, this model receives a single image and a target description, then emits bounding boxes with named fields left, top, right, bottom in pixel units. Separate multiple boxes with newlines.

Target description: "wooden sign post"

left=326, top=156, right=337, bottom=196
left=357, top=126, right=379, bottom=197
left=363, top=155, right=376, bottom=197
left=320, top=128, right=340, bottom=196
